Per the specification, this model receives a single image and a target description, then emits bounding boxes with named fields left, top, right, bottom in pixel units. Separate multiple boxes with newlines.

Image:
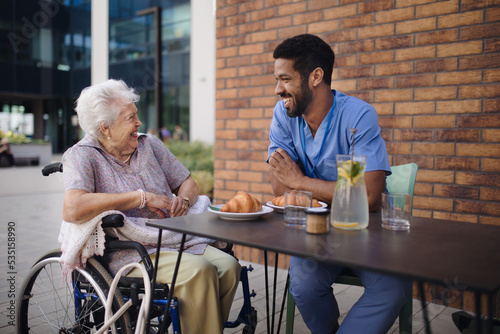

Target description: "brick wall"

left=214, top=0, right=499, bottom=314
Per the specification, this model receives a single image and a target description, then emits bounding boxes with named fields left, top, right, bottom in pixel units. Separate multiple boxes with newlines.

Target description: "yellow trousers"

left=128, top=245, right=241, bottom=334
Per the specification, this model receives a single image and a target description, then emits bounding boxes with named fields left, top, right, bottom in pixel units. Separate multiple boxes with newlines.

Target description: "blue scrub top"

left=268, top=90, right=391, bottom=182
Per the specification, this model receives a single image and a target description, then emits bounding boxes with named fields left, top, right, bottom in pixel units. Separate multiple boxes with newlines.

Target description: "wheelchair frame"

left=16, top=162, right=258, bottom=334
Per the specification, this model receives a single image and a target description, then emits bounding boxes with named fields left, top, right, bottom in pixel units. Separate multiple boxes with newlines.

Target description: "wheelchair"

left=16, top=162, right=258, bottom=334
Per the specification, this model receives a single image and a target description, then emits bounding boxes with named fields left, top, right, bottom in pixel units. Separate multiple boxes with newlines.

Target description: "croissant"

left=272, top=195, right=322, bottom=207
left=221, top=191, right=262, bottom=213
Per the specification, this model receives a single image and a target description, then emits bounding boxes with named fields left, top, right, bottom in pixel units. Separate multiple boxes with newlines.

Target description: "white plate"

left=265, top=200, right=328, bottom=213
left=208, top=205, right=274, bottom=221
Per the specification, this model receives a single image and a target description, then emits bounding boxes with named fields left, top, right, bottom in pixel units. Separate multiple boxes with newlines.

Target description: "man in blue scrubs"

left=267, top=34, right=411, bottom=333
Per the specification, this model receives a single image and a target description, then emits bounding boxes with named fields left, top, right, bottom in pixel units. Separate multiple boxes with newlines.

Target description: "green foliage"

left=0, top=130, right=48, bottom=144
left=166, top=140, right=214, bottom=197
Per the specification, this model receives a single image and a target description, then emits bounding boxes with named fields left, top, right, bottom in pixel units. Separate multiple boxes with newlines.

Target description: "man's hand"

left=268, top=148, right=304, bottom=190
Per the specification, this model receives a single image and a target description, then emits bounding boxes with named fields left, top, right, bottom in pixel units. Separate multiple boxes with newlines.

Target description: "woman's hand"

left=143, top=192, right=188, bottom=218
left=169, top=194, right=189, bottom=217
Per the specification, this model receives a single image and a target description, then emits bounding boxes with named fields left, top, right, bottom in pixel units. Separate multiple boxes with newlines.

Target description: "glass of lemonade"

left=331, top=154, right=369, bottom=230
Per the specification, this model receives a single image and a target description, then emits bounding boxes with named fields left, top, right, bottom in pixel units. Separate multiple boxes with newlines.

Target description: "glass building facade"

left=0, top=0, right=191, bottom=153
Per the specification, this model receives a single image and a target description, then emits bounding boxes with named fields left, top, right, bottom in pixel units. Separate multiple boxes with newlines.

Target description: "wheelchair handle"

left=42, top=162, right=63, bottom=176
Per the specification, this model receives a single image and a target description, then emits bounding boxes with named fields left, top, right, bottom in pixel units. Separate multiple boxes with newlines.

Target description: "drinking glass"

left=284, top=190, right=312, bottom=229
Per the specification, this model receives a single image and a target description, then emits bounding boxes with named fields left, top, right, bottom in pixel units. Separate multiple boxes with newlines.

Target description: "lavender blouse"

left=62, top=133, right=205, bottom=275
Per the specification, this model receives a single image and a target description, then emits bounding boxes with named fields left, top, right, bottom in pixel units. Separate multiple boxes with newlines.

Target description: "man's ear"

left=310, top=67, right=324, bottom=87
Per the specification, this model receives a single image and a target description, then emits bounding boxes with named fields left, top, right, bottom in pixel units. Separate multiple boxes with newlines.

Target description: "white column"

left=190, top=0, right=215, bottom=144
left=91, top=0, right=109, bottom=84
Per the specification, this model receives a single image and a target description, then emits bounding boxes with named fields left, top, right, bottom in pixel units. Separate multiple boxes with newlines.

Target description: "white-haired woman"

left=62, top=79, right=241, bottom=333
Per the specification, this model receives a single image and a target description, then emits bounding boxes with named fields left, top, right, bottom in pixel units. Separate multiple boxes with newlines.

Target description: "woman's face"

left=106, top=102, right=142, bottom=154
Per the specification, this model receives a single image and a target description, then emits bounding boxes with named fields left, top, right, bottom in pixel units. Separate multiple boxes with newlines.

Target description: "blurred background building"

left=0, top=0, right=215, bottom=153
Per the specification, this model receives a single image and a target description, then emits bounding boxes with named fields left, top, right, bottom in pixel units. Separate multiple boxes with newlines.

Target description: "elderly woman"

left=62, top=79, right=240, bottom=333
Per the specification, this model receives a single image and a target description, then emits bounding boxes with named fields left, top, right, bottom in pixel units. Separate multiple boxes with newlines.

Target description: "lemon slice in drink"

left=337, top=160, right=364, bottom=186
left=333, top=222, right=359, bottom=228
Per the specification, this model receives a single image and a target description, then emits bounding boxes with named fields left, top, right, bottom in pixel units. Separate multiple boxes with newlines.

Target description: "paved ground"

left=0, top=159, right=465, bottom=333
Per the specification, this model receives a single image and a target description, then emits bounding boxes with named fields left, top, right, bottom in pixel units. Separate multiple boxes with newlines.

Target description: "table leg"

left=488, top=293, right=493, bottom=334
left=146, top=229, right=163, bottom=333
left=276, top=273, right=290, bottom=334
left=264, top=250, right=271, bottom=334
left=158, top=233, right=186, bottom=334
left=272, top=252, right=279, bottom=333
left=417, top=280, right=431, bottom=334
left=476, top=292, right=483, bottom=334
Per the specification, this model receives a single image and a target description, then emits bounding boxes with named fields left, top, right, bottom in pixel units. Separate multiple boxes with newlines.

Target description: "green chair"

left=286, top=163, right=418, bottom=334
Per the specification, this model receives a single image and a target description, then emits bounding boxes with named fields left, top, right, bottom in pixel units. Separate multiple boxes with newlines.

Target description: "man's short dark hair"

left=273, top=34, right=335, bottom=85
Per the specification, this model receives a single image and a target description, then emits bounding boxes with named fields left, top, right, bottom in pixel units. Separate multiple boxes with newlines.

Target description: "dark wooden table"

left=147, top=211, right=500, bottom=333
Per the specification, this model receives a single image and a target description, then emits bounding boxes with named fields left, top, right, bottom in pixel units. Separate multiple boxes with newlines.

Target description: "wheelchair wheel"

left=17, top=250, right=132, bottom=334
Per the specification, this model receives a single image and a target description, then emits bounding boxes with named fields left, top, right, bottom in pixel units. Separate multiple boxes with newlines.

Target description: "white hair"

left=75, top=79, right=140, bottom=139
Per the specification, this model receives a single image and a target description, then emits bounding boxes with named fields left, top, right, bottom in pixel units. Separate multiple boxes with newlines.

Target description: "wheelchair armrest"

left=101, top=214, right=124, bottom=228
left=106, top=239, right=154, bottom=280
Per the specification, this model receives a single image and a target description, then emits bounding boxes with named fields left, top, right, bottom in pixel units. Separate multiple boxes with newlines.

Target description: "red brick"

left=339, top=66, right=374, bottom=79
left=308, top=20, right=341, bottom=34
left=239, top=65, right=264, bottom=76
left=435, top=157, right=480, bottom=171
left=418, top=169, right=456, bottom=183
left=436, top=70, right=482, bottom=85
left=433, top=211, right=478, bottom=224
left=217, top=46, right=238, bottom=58
left=226, top=98, right=250, bottom=108
left=458, top=115, right=500, bottom=128
left=250, top=161, right=270, bottom=172
left=335, top=55, right=357, bottom=67
left=359, top=0, right=393, bottom=13
left=216, top=5, right=238, bottom=18
left=225, top=140, right=250, bottom=150
left=250, top=7, right=277, bottom=21
left=238, top=150, right=266, bottom=161
left=359, top=77, right=393, bottom=90
left=340, top=40, right=375, bottom=54
left=413, top=143, right=455, bottom=156
left=239, top=0, right=264, bottom=13
left=415, top=58, right=458, bottom=73
left=483, top=130, right=500, bottom=143
left=376, top=7, right=413, bottom=24
left=375, top=89, right=414, bottom=102
left=395, top=46, right=436, bottom=61
left=278, top=26, right=308, bottom=39
left=436, top=129, right=481, bottom=142
left=214, top=169, right=238, bottom=180
left=325, top=29, right=358, bottom=43
left=264, top=16, right=292, bottom=29
left=480, top=187, right=500, bottom=201
left=216, top=88, right=238, bottom=99
left=333, top=79, right=357, bottom=92
left=438, top=41, right=483, bottom=58
left=394, top=155, right=435, bottom=169
left=225, top=180, right=250, bottom=191
left=415, top=87, right=458, bottom=101
left=239, top=21, right=264, bottom=34
left=250, top=96, right=276, bottom=108
left=484, top=99, right=500, bottom=113
left=415, top=0, right=459, bottom=18
left=414, top=115, right=456, bottom=128
left=376, top=62, right=413, bottom=76
left=308, top=0, right=339, bottom=11
left=216, top=109, right=238, bottom=119
left=434, top=184, right=479, bottom=200
left=486, top=38, right=500, bottom=51
left=395, top=102, right=435, bottom=115
left=415, top=29, right=459, bottom=46
left=217, top=67, right=238, bottom=79
left=438, top=11, right=484, bottom=29
left=457, top=144, right=500, bottom=157
left=250, top=182, right=273, bottom=193
left=462, top=0, right=499, bottom=10
left=486, top=7, right=500, bottom=22
left=251, top=140, right=270, bottom=151
left=358, top=23, right=395, bottom=39
left=238, top=108, right=264, bottom=119
left=482, top=158, right=500, bottom=172
left=265, top=0, right=293, bottom=6
left=376, top=35, right=414, bottom=50
left=215, top=149, right=239, bottom=160
left=479, top=216, right=500, bottom=226
left=385, top=142, right=412, bottom=154
left=461, top=23, right=500, bottom=41
left=413, top=182, right=433, bottom=196
left=277, top=2, right=306, bottom=15
left=485, top=69, right=500, bottom=83
left=436, top=100, right=482, bottom=114
left=460, top=54, right=500, bottom=71
left=395, top=0, right=434, bottom=7
left=396, top=17, right=436, bottom=34
left=341, top=14, right=375, bottom=29
left=395, top=74, right=435, bottom=88
left=414, top=196, right=454, bottom=211
left=324, top=4, right=357, bottom=20
left=225, top=159, right=250, bottom=171
left=393, top=129, right=434, bottom=141
left=455, top=200, right=500, bottom=216
left=226, top=13, right=249, bottom=26
left=292, top=11, right=323, bottom=25
left=226, top=55, right=251, bottom=67
left=372, top=103, right=394, bottom=115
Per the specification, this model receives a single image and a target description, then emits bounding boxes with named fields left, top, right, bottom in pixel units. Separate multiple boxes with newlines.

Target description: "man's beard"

left=285, top=79, right=313, bottom=118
